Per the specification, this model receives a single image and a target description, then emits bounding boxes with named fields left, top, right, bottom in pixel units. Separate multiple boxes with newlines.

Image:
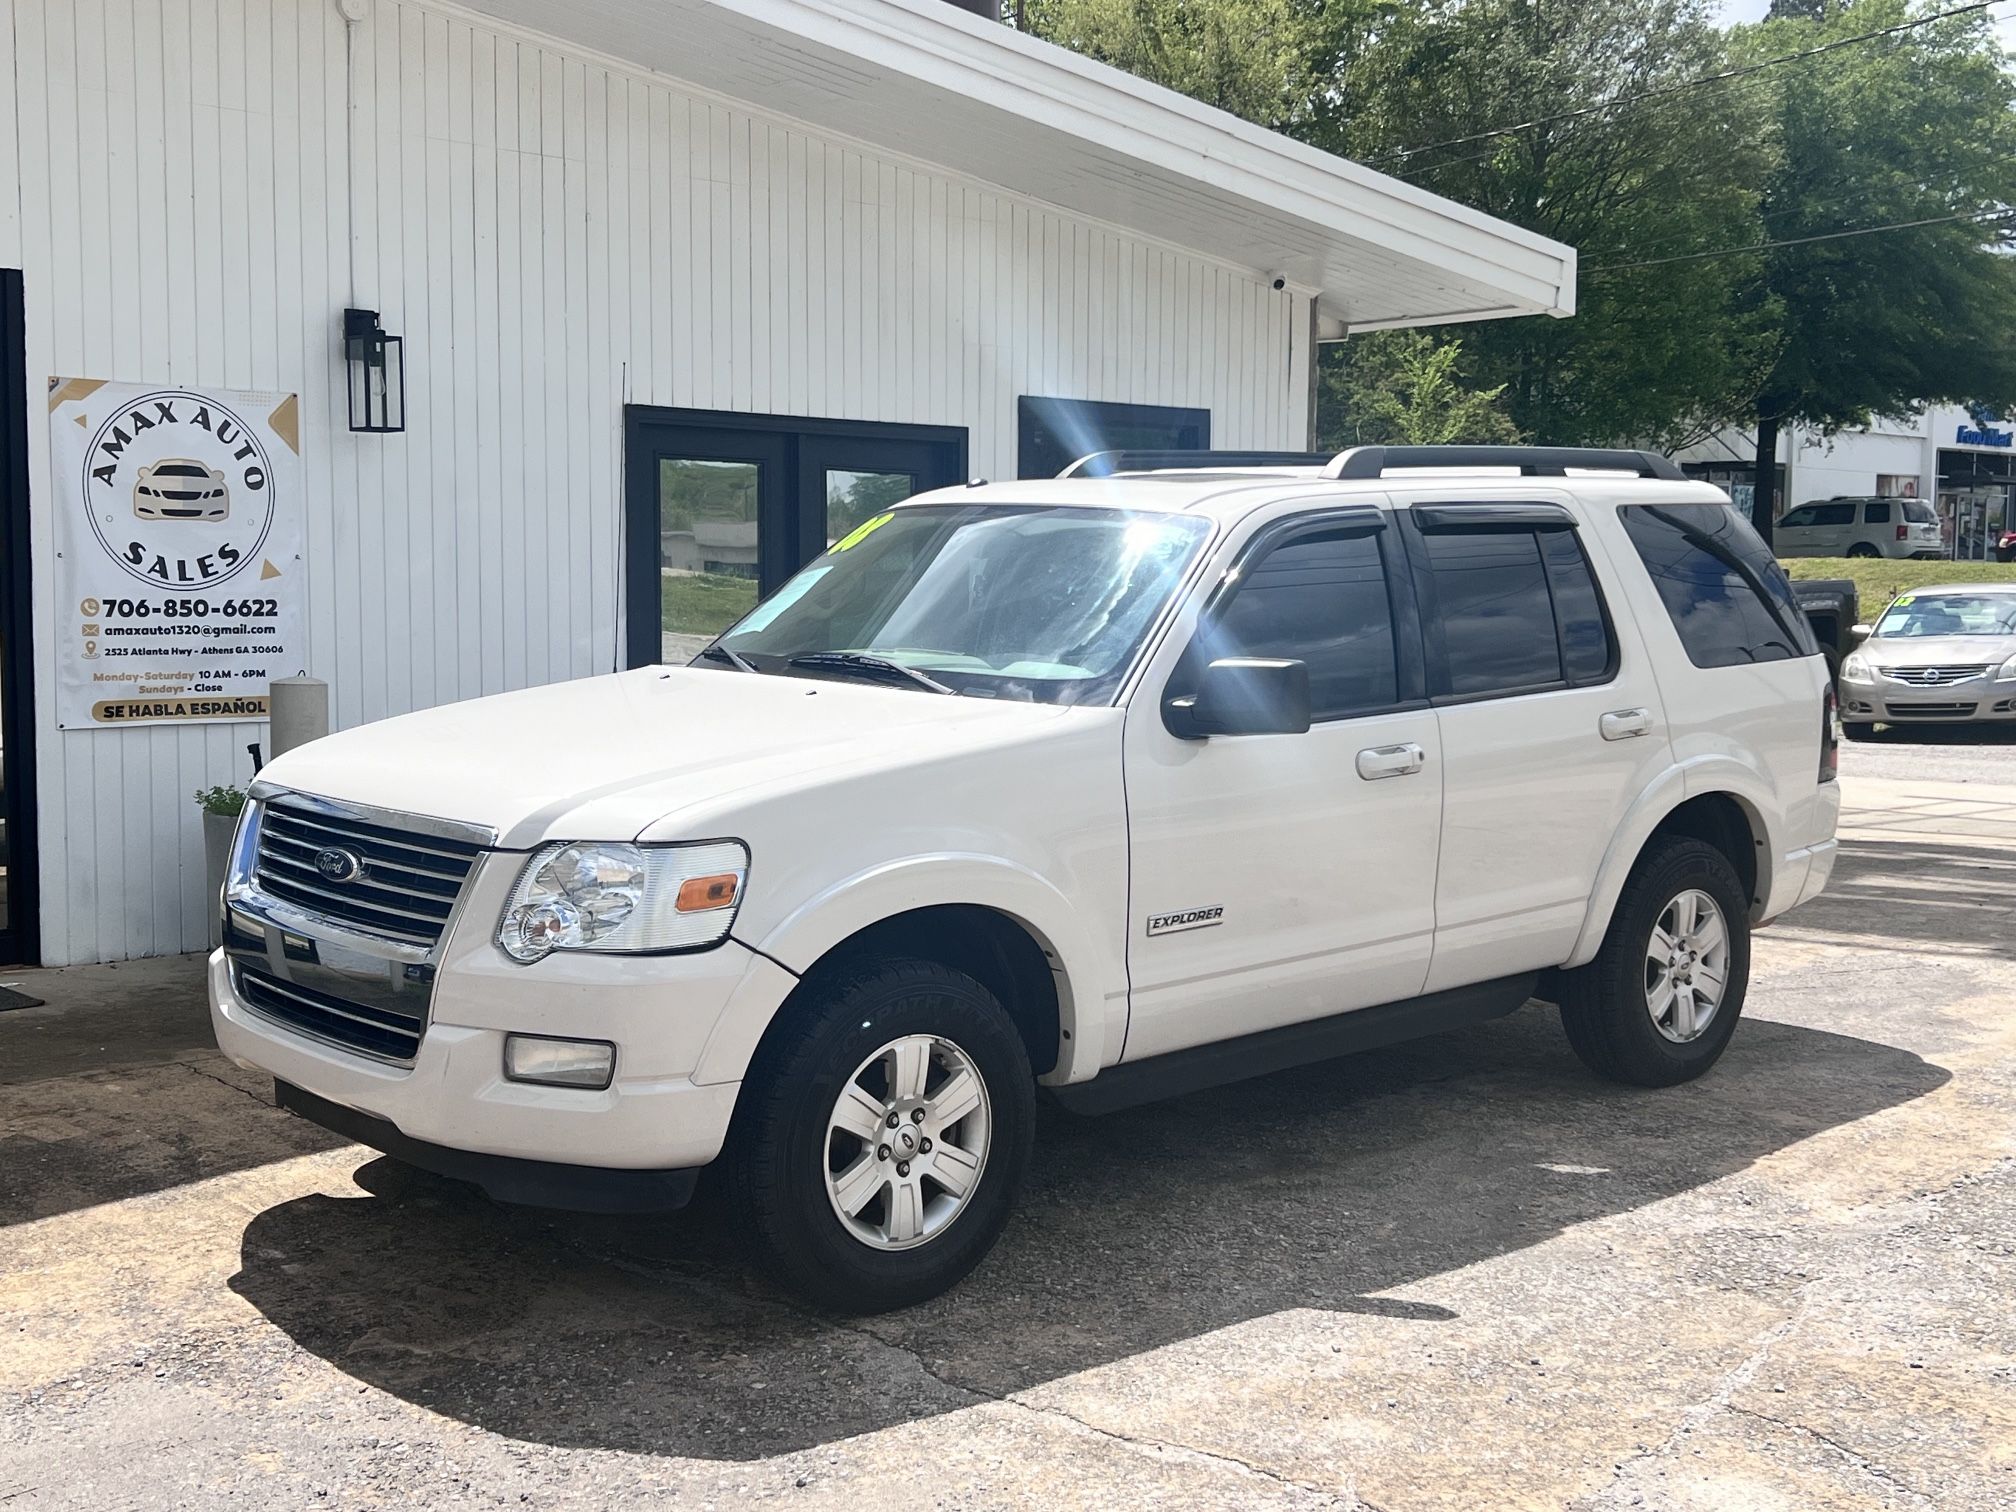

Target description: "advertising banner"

left=47, top=379, right=305, bottom=728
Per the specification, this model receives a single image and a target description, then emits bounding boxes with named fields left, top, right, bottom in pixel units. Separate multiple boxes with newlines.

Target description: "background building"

left=1676, top=403, right=2013, bottom=559
left=0, top=0, right=1573, bottom=966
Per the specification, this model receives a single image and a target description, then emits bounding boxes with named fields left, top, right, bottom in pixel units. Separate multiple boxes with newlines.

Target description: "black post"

left=1752, top=412, right=1779, bottom=545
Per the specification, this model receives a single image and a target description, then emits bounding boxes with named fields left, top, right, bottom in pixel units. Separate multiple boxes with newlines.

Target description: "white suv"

left=210, top=445, right=1841, bottom=1311
left=1774, top=496, right=1943, bottom=559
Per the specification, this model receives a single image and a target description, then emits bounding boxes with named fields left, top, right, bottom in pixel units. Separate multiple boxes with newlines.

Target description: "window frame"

left=1398, top=502, right=1621, bottom=707
left=1863, top=499, right=1893, bottom=525
left=1163, top=504, right=1427, bottom=728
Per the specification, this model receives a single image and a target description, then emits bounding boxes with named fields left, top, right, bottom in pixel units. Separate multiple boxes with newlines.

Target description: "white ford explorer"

left=211, top=445, right=1842, bottom=1311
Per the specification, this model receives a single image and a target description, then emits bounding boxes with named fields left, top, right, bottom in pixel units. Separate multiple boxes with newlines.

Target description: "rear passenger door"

left=1121, top=505, right=1443, bottom=1061
left=1397, top=499, right=1673, bottom=992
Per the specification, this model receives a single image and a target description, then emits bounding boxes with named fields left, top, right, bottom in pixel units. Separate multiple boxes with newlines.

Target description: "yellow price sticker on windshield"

left=831, top=512, right=894, bottom=552
left=1893, top=594, right=1915, bottom=606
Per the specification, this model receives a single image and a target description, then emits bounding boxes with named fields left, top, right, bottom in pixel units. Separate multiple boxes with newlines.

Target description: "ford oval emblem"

left=313, top=846, right=365, bottom=884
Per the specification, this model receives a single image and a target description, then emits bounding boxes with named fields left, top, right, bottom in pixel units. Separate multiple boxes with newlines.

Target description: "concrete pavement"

left=2, top=747, right=2012, bottom=1509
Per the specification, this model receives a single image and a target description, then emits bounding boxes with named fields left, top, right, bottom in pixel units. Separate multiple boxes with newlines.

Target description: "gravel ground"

left=2, top=752, right=2013, bottom=1510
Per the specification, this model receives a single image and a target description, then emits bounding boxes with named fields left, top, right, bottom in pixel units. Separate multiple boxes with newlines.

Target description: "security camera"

left=1270, top=275, right=1287, bottom=292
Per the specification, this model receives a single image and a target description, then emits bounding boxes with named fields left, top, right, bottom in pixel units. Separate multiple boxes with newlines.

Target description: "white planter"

left=203, top=809, right=238, bottom=950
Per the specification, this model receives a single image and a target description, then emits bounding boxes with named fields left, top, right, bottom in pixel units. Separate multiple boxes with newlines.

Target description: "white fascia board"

left=736, top=0, right=1577, bottom=316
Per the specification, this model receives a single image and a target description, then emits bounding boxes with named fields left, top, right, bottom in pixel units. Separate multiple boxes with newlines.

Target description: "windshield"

left=709, top=504, right=1214, bottom=704
left=1873, top=593, right=2016, bottom=638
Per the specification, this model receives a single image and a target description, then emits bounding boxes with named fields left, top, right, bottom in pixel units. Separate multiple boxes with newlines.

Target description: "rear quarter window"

left=1619, top=505, right=1819, bottom=669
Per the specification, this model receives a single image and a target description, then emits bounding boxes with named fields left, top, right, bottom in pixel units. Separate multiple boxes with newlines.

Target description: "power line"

left=1369, top=0, right=2007, bottom=168
left=1584, top=207, right=2015, bottom=273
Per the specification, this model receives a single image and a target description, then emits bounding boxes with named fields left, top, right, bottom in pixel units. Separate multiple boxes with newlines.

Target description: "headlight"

left=1841, top=651, right=1873, bottom=682
left=1996, top=654, right=2016, bottom=682
left=224, top=800, right=265, bottom=899
left=497, top=840, right=748, bottom=962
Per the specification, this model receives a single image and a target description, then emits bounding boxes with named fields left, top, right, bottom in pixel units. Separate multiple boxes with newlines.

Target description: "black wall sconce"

left=343, top=307, right=405, bottom=433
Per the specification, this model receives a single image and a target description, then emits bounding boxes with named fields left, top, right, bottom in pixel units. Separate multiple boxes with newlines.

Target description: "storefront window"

left=1936, top=448, right=2016, bottom=561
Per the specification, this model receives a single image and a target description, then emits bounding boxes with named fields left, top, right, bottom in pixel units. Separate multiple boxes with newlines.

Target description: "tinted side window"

left=1540, top=531, right=1616, bottom=684
left=1420, top=530, right=1562, bottom=697
left=1811, top=502, right=1856, bottom=526
left=1778, top=506, right=1815, bottom=528
left=1864, top=500, right=1892, bottom=524
left=1619, top=505, right=1818, bottom=668
left=1209, top=528, right=1398, bottom=718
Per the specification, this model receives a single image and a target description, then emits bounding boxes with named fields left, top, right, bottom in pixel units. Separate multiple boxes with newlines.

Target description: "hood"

left=258, top=667, right=1104, bottom=847
left=1860, top=635, right=2016, bottom=669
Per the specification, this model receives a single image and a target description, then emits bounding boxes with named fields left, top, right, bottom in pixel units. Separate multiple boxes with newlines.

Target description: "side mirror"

left=1850, top=623, right=1874, bottom=645
left=1164, top=657, right=1311, bottom=739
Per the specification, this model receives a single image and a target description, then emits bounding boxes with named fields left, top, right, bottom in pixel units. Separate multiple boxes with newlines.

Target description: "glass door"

left=625, top=409, right=965, bottom=668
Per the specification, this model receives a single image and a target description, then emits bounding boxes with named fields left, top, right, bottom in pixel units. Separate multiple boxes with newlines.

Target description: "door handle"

left=1600, top=708, right=1653, bottom=741
left=1356, top=742, right=1425, bottom=780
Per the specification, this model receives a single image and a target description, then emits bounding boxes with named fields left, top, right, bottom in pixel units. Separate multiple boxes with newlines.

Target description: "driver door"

left=1120, top=505, right=1442, bottom=1061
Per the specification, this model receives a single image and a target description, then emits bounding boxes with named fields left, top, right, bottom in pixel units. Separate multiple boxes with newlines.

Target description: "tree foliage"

left=1318, top=331, right=1523, bottom=447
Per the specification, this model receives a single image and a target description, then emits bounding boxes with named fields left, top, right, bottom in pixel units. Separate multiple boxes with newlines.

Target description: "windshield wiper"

left=786, top=651, right=955, bottom=695
left=696, top=644, right=761, bottom=674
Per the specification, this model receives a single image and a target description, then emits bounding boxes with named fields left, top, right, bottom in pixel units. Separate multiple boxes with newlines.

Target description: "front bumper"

left=1841, top=682, right=2016, bottom=724
left=275, top=1079, right=702, bottom=1212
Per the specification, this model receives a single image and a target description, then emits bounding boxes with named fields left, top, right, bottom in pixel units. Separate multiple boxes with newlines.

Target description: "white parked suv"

left=1773, top=496, right=1943, bottom=559
left=210, top=445, right=1841, bottom=1311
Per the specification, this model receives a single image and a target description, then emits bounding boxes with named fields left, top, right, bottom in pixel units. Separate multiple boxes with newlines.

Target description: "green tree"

left=1318, top=0, right=1781, bottom=451
left=1019, top=0, right=1345, bottom=127
left=1729, top=0, right=2016, bottom=537
left=1318, top=331, right=1523, bottom=446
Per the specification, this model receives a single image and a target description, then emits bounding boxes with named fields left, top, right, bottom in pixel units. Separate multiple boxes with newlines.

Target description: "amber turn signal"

left=674, top=873, right=741, bottom=912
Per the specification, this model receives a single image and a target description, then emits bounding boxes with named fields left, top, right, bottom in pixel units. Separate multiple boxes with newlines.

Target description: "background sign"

left=47, top=379, right=305, bottom=728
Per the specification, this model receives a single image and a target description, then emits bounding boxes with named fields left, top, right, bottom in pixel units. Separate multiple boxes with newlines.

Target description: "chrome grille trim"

left=1880, top=664, right=1991, bottom=686
left=254, top=800, right=483, bottom=949
left=234, top=962, right=425, bottom=1065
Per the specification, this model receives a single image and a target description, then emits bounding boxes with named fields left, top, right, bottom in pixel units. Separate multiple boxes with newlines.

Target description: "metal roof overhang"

left=457, top=0, right=1577, bottom=332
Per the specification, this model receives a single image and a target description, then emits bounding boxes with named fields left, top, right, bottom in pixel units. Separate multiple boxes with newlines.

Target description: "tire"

left=726, top=956, right=1034, bottom=1313
left=1845, top=542, right=1880, bottom=558
left=1842, top=720, right=1877, bottom=741
left=1556, top=837, right=1751, bottom=1088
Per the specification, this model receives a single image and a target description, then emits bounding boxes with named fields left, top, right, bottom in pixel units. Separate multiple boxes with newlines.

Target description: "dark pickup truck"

left=1794, top=578, right=1859, bottom=681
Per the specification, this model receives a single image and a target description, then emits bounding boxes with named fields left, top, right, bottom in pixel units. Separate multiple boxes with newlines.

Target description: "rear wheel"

left=1846, top=542, right=1881, bottom=558
left=1557, top=837, right=1751, bottom=1087
left=726, top=957, right=1034, bottom=1313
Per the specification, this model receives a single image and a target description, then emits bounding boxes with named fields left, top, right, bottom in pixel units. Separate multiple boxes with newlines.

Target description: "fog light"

left=503, top=1035, right=616, bottom=1090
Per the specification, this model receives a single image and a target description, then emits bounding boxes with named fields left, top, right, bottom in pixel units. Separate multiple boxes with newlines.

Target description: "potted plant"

left=195, top=785, right=247, bottom=949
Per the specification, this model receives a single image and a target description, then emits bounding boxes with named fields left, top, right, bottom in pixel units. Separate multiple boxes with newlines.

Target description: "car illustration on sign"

left=133, top=458, right=230, bottom=522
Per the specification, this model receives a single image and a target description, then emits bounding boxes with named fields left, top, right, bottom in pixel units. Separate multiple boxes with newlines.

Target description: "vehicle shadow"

left=1783, top=835, right=2016, bottom=962
left=228, top=1006, right=1946, bottom=1461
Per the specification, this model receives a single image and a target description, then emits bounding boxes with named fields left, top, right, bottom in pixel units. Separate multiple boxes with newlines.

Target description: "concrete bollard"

left=269, top=676, right=331, bottom=758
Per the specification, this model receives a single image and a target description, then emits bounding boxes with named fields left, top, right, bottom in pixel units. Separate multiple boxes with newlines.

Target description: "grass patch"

left=1782, top=557, right=2016, bottom=616
left=660, top=572, right=757, bottom=635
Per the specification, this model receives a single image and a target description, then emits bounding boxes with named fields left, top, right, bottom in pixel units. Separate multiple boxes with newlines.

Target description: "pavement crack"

left=173, top=1059, right=274, bottom=1110
left=1727, top=1405, right=1934, bottom=1506
left=843, top=1320, right=1361, bottom=1505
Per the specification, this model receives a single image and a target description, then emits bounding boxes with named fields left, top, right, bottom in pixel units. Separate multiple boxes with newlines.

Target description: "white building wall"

left=5, top=0, right=1309, bottom=965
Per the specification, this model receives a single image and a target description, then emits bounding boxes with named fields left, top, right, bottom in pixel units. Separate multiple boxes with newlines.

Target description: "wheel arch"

left=695, top=857, right=1108, bottom=1088
left=1566, top=773, right=1772, bottom=969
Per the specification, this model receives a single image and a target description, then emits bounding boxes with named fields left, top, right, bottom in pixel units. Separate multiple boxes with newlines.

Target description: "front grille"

left=1885, top=702, right=1978, bottom=718
left=255, top=802, right=481, bottom=946
left=236, top=964, right=425, bottom=1062
left=1882, top=665, right=1990, bottom=686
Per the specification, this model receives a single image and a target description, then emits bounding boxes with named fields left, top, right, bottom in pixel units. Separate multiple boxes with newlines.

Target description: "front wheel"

left=726, top=957, right=1034, bottom=1313
left=1556, top=837, right=1751, bottom=1087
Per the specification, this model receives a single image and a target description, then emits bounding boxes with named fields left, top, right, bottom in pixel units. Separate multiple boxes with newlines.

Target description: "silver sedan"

left=1838, top=584, right=2016, bottom=737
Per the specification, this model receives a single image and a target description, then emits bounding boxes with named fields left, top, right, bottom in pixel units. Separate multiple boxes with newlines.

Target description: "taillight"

left=1896, top=524, right=1909, bottom=541
left=1820, top=684, right=1840, bottom=783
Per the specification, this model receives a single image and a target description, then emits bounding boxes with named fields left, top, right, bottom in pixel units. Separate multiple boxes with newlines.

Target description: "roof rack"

left=1060, top=444, right=1688, bottom=482
left=1322, top=445, right=1686, bottom=481
left=1060, top=449, right=1332, bottom=478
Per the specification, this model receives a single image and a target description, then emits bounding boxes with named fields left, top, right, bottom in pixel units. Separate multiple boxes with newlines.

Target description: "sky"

left=1711, top=0, right=2016, bottom=50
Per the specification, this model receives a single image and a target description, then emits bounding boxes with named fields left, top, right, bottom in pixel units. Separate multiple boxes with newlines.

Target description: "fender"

left=691, top=852, right=1117, bottom=1088
left=1564, top=759, right=1780, bottom=969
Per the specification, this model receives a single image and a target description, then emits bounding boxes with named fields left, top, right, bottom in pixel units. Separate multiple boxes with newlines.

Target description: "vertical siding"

left=8, top=0, right=1305, bottom=965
